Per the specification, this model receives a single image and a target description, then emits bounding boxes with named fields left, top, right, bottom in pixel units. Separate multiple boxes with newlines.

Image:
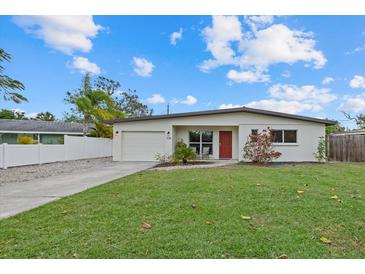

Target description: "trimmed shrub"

left=17, top=135, right=38, bottom=145
left=173, top=139, right=196, bottom=164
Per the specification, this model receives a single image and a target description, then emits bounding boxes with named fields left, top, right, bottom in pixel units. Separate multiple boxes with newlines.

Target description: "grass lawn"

left=0, top=163, right=365, bottom=258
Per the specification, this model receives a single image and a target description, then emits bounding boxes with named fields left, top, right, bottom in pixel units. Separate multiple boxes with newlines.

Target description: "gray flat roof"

left=0, top=119, right=91, bottom=133
left=107, top=107, right=337, bottom=125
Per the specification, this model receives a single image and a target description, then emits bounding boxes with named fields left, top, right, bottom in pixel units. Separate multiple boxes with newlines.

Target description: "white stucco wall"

left=112, top=111, right=326, bottom=162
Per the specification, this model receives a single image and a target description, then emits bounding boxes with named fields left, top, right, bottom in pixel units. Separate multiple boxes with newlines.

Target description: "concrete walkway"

left=152, top=160, right=238, bottom=171
left=0, top=161, right=155, bottom=219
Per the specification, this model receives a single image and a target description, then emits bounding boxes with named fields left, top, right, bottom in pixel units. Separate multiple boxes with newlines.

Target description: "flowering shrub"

left=154, top=153, right=173, bottom=163
left=243, top=128, right=281, bottom=164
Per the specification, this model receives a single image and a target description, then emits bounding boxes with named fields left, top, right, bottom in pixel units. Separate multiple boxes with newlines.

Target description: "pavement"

left=0, top=161, right=156, bottom=219
left=152, top=159, right=239, bottom=171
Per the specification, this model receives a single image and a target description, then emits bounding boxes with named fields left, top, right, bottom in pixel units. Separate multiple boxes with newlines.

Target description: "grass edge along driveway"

left=0, top=163, right=364, bottom=258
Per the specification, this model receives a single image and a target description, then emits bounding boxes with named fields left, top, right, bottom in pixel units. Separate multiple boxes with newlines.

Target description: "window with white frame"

left=189, top=130, right=213, bottom=157
left=271, top=130, right=297, bottom=143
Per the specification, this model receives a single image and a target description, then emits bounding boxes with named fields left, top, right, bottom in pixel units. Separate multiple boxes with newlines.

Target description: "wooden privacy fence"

left=328, top=133, right=365, bottom=162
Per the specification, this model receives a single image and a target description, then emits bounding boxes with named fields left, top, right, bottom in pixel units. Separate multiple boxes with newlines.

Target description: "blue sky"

left=1, top=15, right=365, bottom=127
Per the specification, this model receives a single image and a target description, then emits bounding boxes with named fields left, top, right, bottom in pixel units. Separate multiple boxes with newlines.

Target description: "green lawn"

left=1, top=163, right=365, bottom=258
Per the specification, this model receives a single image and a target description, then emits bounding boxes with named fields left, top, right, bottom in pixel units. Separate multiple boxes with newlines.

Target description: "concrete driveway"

left=0, top=161, right=155, bottom=219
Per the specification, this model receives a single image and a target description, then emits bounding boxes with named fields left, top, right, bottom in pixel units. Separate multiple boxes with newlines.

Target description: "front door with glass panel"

left=189, top=130, right=213, bottom=159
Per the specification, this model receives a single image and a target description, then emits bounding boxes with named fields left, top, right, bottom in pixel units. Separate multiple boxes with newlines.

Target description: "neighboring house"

left=108, top=107, right=336, bottom=162
left=0, top=119, right=91, bottom=144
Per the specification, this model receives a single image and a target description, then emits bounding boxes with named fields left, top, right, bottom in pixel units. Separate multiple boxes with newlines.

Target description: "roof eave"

left=106, top=107, right=337, bottom=126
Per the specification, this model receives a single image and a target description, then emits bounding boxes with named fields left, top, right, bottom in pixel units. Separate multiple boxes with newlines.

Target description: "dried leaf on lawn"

left=277, top=254, right=288, bottom=259
left=142, top=223, right=152, bottom=229
left=320, top=236, right=332, bottom=244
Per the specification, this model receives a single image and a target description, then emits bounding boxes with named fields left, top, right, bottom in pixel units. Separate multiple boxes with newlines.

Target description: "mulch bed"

left=155, top=161, right=215, bottom=168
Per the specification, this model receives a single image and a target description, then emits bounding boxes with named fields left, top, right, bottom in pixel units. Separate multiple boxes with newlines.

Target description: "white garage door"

left=121, top=131, right=165, bottom=161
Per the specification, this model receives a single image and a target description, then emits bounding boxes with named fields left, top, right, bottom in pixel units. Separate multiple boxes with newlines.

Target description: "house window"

left=189, top=130, right=213, bottom=157
left=251, top=129, right=258, bottom=135
left=271, top=130, right=297, bottom=143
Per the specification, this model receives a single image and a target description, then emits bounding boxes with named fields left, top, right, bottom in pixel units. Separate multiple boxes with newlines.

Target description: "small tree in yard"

left=173, top=139, right=196, bottom=164
left=243, top=128, right=281, bottom=164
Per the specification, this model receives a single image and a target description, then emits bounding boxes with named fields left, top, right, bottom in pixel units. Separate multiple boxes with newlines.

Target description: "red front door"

left=219, top=131, right=232, bottom=159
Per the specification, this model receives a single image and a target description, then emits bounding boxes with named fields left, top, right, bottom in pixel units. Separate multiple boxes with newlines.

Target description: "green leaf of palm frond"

left=0, top=48, right=11, bottom=63
left=5, top=92, right=29, bottom=103
left=93, top=108, right=115, bottom=120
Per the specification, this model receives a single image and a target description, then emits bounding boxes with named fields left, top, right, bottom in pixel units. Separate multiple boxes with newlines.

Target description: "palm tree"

left=73, top=74, right=124, bottom=135
left=0, top=48, right=27, bottom=103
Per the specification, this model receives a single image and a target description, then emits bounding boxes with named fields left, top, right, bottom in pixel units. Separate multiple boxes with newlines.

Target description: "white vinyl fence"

left=0, top=135, right=112, bottom=169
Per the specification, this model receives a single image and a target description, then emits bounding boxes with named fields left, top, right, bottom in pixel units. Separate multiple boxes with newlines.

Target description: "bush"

left=313, top=136, right=327, bottom=162
left=17, top=135, right=38, bottom=144
left=154, top=153, right=172, bottom=163
left=173, top=139, right=197, bottom=164
left=243, top=128, right=281, bottom=164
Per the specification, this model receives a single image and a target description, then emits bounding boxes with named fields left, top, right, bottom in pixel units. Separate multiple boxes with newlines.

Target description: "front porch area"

left=172, top=125, right=239, bottom=160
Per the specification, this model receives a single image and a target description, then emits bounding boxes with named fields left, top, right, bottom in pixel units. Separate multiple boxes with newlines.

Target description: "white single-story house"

left=108, top=107, right=336, bottom=162
left=0, top=119, right=92, bottom=144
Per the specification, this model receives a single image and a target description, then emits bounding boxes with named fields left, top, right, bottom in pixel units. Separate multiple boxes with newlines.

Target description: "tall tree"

left=326, top=121, right=346, bottom=135
left=0, top=108, right=27, bottom=119
left=62, top=111, right=83, bottom=123
left=95, top=76, right=153, bottom=117
left=117, top=89, right=153, bottom=117
left=95, top=76, right=120, bottom=96
left=65, top=74, right=124, bottom=136
left=0, top=48, right=27, bottom=103
left=343, top=112, right=365, bottom=129
left=35, top=112, right=56, bottom=121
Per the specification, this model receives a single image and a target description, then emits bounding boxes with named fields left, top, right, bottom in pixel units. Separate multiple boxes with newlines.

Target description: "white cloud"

left=170, top=95, right=198, bottom=106
left=26, top=112, right=39, bottom=119
left=132, top=57, right=155, bottom=77
left=345, top=44, right=365, bottom=55
left=245, top=99, right=322, bottom=114
left=322, top=76, right=334, bottom=85
left=13, top=16, right=103, bottom=55
left=218, top=103, right=243, bottom=109
left=12, top=109, right=38, bottom=119
left=199, top=15, right=243, bottom=72
left=245, top=15, right=274, bottom=32
left=268, top=84, right=337, bottom=104
left=69, top=56, right=101, bottom=75
left=200, top=16, right=326, bottom=83
left=241, top=83, right=336, bottom=115
left=170, top=98, right=179, bottom=105
left=338, top=93, right=365, bottom=113
left=238, top=24, right=326, bottom=70
left=181, top=95, right=198, bottom=105
left=147, top=94, right=166, bottom=104
left=170, top=28, right=183, bottom=45
left=227, top=69, right=270, bottom=83
left=349, top=75, right=365, bottom=89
